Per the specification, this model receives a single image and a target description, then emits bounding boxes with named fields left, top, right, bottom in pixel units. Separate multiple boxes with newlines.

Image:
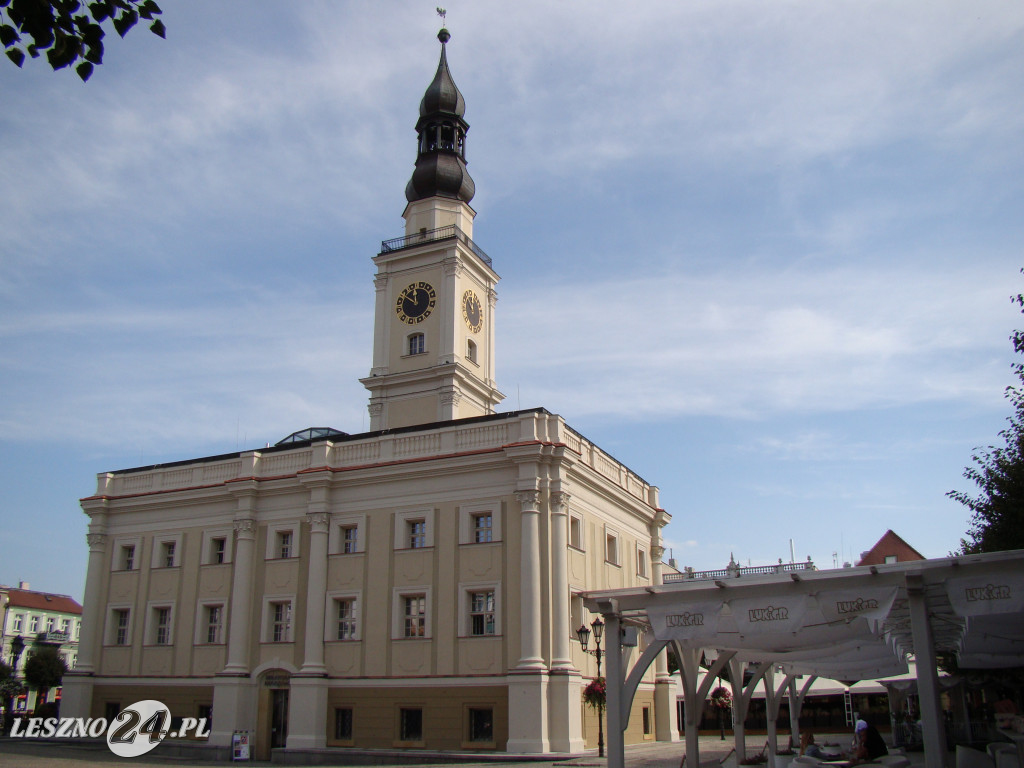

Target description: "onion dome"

left=405, top=29, right=476, bottom=204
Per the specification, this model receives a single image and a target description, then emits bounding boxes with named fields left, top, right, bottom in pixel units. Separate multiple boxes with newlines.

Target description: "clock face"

left=462, top=289, right=483, bottom=333
left=396, top=282, right=436, bottom=324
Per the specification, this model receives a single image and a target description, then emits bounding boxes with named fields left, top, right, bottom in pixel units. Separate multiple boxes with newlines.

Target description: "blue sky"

left=1, top=1, right=1022, bottom=599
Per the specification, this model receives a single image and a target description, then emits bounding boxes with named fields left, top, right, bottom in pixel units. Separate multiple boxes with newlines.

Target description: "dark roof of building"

left=419, top=29, right=465, bottom=118
left=3, top=588, right=82, bottom=615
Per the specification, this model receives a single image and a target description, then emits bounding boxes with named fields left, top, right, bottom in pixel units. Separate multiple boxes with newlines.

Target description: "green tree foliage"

left=1, top=0, right=164, bottom=82
left=949, top=279, right=1024, bottom=554
left=22, top=645, right=67, bottom=704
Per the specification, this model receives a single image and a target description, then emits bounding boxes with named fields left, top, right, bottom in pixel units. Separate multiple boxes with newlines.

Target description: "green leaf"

left=89, top=1, right=110, bottom=22
left=83, top=38, right=102, bottom=63
left=140, top=0, right=160, bottom=14
left=149, top=18, right=164, bottom=38
left=112, top=8, right=137, bottom=37
left=6, top=46, right=25, bottom=66
left=0, top=24, right=19, bottom=47
left=76, top=59, right=93, bottom=81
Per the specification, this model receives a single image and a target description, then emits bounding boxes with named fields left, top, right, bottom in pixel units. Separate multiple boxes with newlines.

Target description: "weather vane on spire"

left=436, top=7, right=447, bottom=24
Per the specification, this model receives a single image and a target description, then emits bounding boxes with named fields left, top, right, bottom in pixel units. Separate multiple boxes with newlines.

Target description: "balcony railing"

left=380, top=225, right=491, bottom=267
left=663, top=559, right=816, bottom=583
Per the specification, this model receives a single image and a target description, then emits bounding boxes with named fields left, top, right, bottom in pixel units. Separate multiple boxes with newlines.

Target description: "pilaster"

left=222, top=512, right=257, bottom=675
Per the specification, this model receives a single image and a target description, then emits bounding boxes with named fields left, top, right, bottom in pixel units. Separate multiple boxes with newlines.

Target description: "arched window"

left=466, top=339, right=477, bottom=363
left=409, top=333, right=425, bottom=356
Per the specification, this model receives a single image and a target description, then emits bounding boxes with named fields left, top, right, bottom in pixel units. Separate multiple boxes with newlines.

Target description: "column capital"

left=86, top=533, right=107, bottom=551
left=550, top=491, right=571, bottom=515
left=374, top=274, right=389, bottom=291
left=515, top=489, right=540, bottom=510
left=233, top=518, right=257, bottom=539
left=305, top=511, right=330, bottom=533
left=651, top=545, right=665, bottom=561
left=443, top=255, right=463, bottom=278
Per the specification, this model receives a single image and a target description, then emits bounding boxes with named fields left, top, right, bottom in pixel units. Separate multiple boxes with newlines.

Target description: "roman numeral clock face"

left=396, top=282, right=436, bottom=324
left=462, top=289, right=482, bottom=333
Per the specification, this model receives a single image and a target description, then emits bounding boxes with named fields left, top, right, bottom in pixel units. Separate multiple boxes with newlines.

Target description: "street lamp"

left=576, top=617, right=605, bottom=758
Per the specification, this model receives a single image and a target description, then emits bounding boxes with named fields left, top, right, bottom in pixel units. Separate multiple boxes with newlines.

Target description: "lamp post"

left=576, top=616, right=605, bottom=758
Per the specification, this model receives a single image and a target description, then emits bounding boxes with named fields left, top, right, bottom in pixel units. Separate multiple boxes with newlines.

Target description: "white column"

left=907, top=574, right=944, bottom=768
left=606, top=611, right=625, bottom=768
left=515, top=489, right=544, bottom=670
left=547, top=491, right=584, bottom=752
left=650, top=544, right=679, bottom=742
left=222, top=516, right=257, bottom=675
left=507, top=488, right=550, bottom=753
left=300, top=511, right=330, bottom=675
left=59, top=523, right=108, bottom=719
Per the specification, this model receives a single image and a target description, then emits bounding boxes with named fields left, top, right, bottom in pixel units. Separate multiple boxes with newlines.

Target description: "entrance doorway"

left=270, top=689, right=289, bottom=750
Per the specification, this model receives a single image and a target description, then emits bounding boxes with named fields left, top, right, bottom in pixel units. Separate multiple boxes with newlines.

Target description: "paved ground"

left=0, top=734, right=868, bottom=768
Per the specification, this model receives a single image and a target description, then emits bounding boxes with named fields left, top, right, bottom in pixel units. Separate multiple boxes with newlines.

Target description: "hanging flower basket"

left=710, top=686, right=733, bottom=710
left=583, top=677, right=606, bottom=709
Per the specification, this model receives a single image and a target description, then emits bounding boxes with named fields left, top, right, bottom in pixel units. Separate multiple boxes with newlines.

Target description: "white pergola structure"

left=583, top=550, right=1024, bottom=768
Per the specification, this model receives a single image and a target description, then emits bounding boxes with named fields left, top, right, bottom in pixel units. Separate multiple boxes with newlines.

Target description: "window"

left=569, top=515, right=583, bottom=550
left=114, top=609, right=130, bottom=645
left=12, top=614, right=22, bottom=632
left=336, top=599, right=357, bottom=641
left=642, top=706, right=652, bottom=736
left=335, top=708, right=353, bottom=741
left=637, top=545, right=648, bottom=578
left=408, top=520, right=426, bottom=549
left=457, top=502, right=501, bottom=545
left=29, top=616, right=39, bottom=633
left=466, top=339, right=477, bottom=363
left=60, top=618, right=70, bottom=634
left=271, top=602, right=292, bottom=642
left=399, top=708, right=422, bottom=742
left=162, top=541, right=176, bottom=568
left=341, top=526, right=358, bottom=554
left=468, top=708, right=493, bottom=743
left=277, top=531, right=293, bottom=559
left=408, top=333, right=425, bottom=355
left=605, top=530, right=620, bottom=565
left=205, top=605, right=223, bottom=644
left=74, top=620, right=81, bottom=640
left=211, top=537, right=226, bottom=564
left=570, top=592, right=585, bottom=636
left=403, top=596, right=426, bottom=638
left=394, top=509, right=434, bottom=550
left=472, top=513, right=492, bottom=543
left=154, top=607, right=172, bottom=645
left=884, top=555, right=898, bottom=564
left=46, top=617, right=55, bottom=632
left=120, top=545, right=135, bottom=571
left=198, top=704, right=213, bottom=732
left=469, top=591, right=495, bottom=636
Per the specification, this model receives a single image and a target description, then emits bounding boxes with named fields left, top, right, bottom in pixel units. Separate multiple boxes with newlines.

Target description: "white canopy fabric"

left=583, top=549, right=1024, bottom=768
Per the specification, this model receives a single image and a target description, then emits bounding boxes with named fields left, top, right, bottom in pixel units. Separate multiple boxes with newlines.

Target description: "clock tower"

left=361, top=28, right=504, bottom=431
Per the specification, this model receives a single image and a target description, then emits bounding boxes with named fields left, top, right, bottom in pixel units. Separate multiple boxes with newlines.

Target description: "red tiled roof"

left=2, top=588, right=82, bottom=615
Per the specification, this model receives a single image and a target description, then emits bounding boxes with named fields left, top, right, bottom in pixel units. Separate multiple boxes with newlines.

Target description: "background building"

left=61, top=29, right=675, bottom=759
left=1, top=582, right=82, bottom=711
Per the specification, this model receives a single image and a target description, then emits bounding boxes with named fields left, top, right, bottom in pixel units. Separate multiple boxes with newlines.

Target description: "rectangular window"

left=211, top=537, right=226, bottom=564
left=60, top=618, right=70, bottom=634
left=409, top=333, right=425, bottom=355
left=12, top=614, right=22, bottom=632
left=569, top=515, right=583, bottom=549
left=206, top=605, right=222, bottom=644
left=469, top=591, right=495, bottom=636
left=642, top=706, right=652, bottom=735
left=272, top=602, right=292, bottom=642
left=336, top=599, right=357, bottom=641
left=884, top=554, right=898, bottom=564
left=334, top=708, right=353, bottom=741
left=74, top=620, right=81, bottom=640
left=403, top=596, right=426, bottom=638
left=468, top=708, right=493, bottom=742
left=29, top=616, right=39, bottom=633
left=162, top=541, right=176, bottom=568
left=342, top=526, right=358, bottom=554
left=606, top=532, right=619, bottom=565
left=472, top=513, right=492, bottom=543
left=277, top=531, right=293, bottom=559
left=155, top=607, right=171, bottom=645
left=114, top=609, right=130, bottom=645
left=637, top=547, right=648, bottom=578
left=408, top=520, right=426, bottom=549
left=399, top=708, right=422, bottom=741
left=121, top=545, right=135, bottom=571
left=46, top=617, right=56, bottom=632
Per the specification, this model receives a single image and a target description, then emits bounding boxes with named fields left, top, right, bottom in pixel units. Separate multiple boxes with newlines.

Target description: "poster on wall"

left=232, top=731, right=250, bottom=761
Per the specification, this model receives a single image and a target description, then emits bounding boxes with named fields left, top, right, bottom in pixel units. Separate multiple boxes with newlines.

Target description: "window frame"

left=111, top=536, right=141, bottom=572
left=569, top=513, right=584, bottom=551
left=407, top=332, right=426, bottom=356
left=393, top=508, right=435, bottom=551
left=201, top=528, right=233, bottom=565
left=464, top=705, right=496, bottom=748
left=106, top=605, right=133, bottom=646
left=457, top=501, right=502, bottom=545
left=391, top=586, right=432, bottom=640
left=458, top=581, right=501, bottom=638
left=194, top=600, right=225, bottom=645
left=636, top=543, right=649, bottom=579
left=604, top=525, right=621, bottom=566
left=266, top=523, right=300, bottom=560
left=397, top=706, right=424, bottom=745
left=151, top=533, right=182, bottom=569
left=261, top=596, right=295, bottom=643
left=334, top=707, right=354, bottom=744
left=329, top=514, right=366, bottom=555
left=324, top=591, right=360, bottom=642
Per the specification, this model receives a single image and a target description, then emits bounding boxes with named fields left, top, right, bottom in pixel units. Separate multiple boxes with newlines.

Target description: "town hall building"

left=61, top=28, right=675, bottom=759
